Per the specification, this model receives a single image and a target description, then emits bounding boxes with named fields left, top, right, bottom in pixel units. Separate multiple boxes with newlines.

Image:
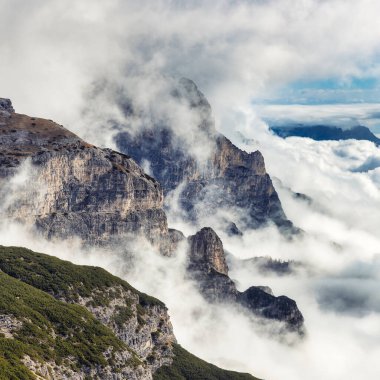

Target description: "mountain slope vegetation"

left=0, top=246, right=260, bottom=379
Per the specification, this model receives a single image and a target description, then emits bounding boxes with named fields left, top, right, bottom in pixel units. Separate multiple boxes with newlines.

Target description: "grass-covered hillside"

left=0, top=245, right=162, bottom=308
left=154, top=343, right=260, bottom=380
left=0, top=270, right=134, bottom=379
left=0, top=245, right=261, bottom=379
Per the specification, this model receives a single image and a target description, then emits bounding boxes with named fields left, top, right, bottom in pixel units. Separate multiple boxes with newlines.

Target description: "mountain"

left=114, top=78, right=296, bottom=234
left=0, top=245, right=258, bottom=380
left=271, top=125, right=380, bottom=145
left=187, top=228, right=304, bottom=333
left=0, top=97, right=304, bottom=334
left=0, top=99, right=172, bottom=254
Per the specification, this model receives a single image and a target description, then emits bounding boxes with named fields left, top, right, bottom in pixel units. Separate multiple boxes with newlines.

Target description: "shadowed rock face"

left=238, top=287, right=304, bottom=331
left=187, top=227, right=304, bottom=332
left=115, top=79, right=295, bottom=234
left=0, top=100, right=170, bottom=252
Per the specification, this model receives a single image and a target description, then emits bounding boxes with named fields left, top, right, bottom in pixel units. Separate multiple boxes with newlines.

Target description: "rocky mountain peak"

left=177, top=78, right=209, bottom=106
left=0, top=98, right=14, bottom=116
left=0, top=106, right=170, bottom=253
left=174, top=77, right=215, bottom=134
left=187, top=227, right=304, bottom=333
left=188, top=227, right=229, bottom=276
left=115, top=79, right=296, bottom=234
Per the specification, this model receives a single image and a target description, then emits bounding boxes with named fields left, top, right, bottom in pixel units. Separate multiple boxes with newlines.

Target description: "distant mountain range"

left=271, top=125, right=380, bottom=145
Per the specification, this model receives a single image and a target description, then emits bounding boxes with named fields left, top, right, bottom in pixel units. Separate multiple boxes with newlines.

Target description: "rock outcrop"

left=0, top=100, right=170, bottom=252
left=187, top=228, right=304, bottom=332
left=115, top=79, right=295, bottom=234
left=188, top=227, right=229, bottom=276
left=0, top=98, right=14, bottom=116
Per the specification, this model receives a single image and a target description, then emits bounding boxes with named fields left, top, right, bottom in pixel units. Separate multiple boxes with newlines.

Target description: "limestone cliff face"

left=188, top=227, right=229, bottom=276
left=187, top=227, right=304, bottom=332
left=0, top=100, right=169, bottom=252
left=72, top=285, right=176, bottom=373
left=115, top=79, right=294, bottom=233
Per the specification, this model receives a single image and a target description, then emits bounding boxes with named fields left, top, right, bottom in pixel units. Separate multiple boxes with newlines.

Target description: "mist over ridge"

left=1, top=1, right=380, bottom=379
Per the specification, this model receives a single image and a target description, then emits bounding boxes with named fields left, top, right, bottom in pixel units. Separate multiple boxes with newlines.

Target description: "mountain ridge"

left=271, top=124, right=380, bottom=145
left=114, top=78, right=297, bottom=235
left=0, top=245, right=259, bottom=380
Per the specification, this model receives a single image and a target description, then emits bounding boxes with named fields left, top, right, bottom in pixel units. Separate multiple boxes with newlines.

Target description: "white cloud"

left=2, top=0, right=380, bottom=135
left=1, top=1, right=380, bottom=379
left=255, top=103, right=380, bottom=129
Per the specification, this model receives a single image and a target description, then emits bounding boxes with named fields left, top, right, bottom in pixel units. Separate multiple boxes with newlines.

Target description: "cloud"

left=1, top=1, right=380, bottom=379
left=255, top=103, right=380, bottom=129
left=352, top=155, right=380, bottom=172
left=1, top=124, right=380, bottom=379
left=2, top=0, right=380, bottom=137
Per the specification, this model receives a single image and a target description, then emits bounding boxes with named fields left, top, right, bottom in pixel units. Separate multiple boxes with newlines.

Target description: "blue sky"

left=256, top=76, right=380, bottom=134
left=261, top=77, right=380, bottom=105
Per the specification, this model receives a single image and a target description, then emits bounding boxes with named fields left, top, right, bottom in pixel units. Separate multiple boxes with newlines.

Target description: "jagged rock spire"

left=188, top=227, right=229, bottom=276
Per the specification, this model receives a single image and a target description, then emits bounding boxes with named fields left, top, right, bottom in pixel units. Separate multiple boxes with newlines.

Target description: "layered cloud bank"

left=256, top=103, right=380, bottom=132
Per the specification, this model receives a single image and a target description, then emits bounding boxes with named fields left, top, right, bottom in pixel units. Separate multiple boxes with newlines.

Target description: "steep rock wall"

left=114, top=79, right=295, bottom=233
left=0, top=102, right=169, bottom=252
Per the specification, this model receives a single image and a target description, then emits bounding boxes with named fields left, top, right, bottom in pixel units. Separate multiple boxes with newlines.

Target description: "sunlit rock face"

left=187, top=227, right=304, bottom=333
left=188, top=227, right=229, bottom=276
left=115, top=79, right=295, bottom=234
left=0, top=101, right=170, bottom=252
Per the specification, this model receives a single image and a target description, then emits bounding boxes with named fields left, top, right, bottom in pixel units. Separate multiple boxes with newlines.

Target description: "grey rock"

left=188, top=227, right=229, bottom=276
left=64, top=285, right=176, bottom=374
left=0, top=111, right=171, bottom=253
left=0, top=98, right=14, bottom=117
left=115, top=79, right=296, bottom=234
left=187, top=227, right=304, bottom=332
left=230, top=255, right=300, bottom=276
left=226, top=221, right=243, bottom=236
left=167, top=228, right=186, bottom=253
left=238, top=286, right=304, bottom=332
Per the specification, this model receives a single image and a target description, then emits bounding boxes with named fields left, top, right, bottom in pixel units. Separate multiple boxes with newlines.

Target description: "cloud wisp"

left=2, top=0, right=380, bottom=138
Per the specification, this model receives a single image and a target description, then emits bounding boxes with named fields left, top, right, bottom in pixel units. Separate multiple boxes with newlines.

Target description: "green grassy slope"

left=154, top=344, right=260, bottom=380
left=0, top=245, right=261, bottom=380
left=0, top=270, right=129, bottom=379
left=0, top=245, right=162, bottom=308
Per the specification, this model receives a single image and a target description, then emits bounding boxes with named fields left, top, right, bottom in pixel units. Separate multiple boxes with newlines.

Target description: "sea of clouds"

left=1, top=1, right=380, bottom=379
